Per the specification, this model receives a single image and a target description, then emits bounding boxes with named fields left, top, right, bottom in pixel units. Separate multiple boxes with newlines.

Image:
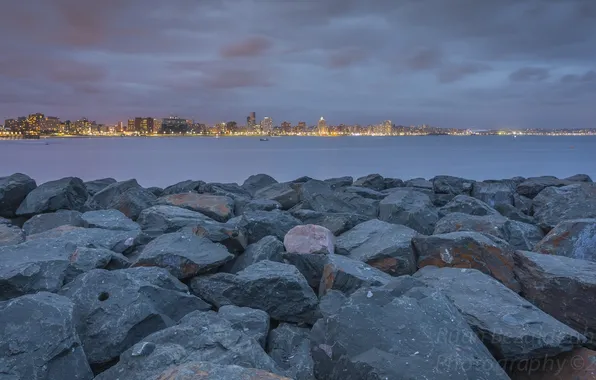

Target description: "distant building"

left=317, top=117, right=328, bottom=135
left=127, top=119, right=135, bottom=132
left=153, top=119, right=162, bottom=134
left=261, top=117, right=273, bottom=134
left=4, top=119, right=18, bottom=132
left=133, top=117, right=154, bottom=134
left=247, top=112, right=256, bottom=132
left=281, top=121, right=292, bottom=134
left=41, top=116, right=60, bottom=133
left=161, top=116, right=189, bottom=134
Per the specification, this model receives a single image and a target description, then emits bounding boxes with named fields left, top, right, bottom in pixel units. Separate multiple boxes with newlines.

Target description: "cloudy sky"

left=0, top=0, right=595, bottom=129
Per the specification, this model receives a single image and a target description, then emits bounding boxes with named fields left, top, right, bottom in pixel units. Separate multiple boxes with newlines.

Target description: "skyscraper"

left=247, top=112, right=256, bottom=132
left=261, top=117, right=273, bottom=134
left=317, top=117, right=328, bottom=135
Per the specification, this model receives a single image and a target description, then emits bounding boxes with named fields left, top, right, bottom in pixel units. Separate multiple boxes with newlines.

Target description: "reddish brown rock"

left=283, top=224, right=334, bottom=255
left=157, top=193, right=234, bottom=222
left=507, top=348, right=596, bottom=380
left=534, top=218, right=596, bottom=262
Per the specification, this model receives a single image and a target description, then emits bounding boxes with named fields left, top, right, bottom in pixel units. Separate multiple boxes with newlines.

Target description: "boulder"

left=241, top=173, right=278, bottom=195
left=506, top=348, right=596, bottom=380
left=284, top=224, right=335, bottom=255
left=83, top=177, right=117, bottom=196
left=157, top=193, right=234, bottom=222
left=183, top=222, right=248, bottom=255
left=293, top=176, right=314, bottom=183
left=81, top=209, right=140, bottom=231
left=268, top=323, right=315, bottom=380
left=65, top=246, right=130, bottom=282
left=323, top=176, right=353, bottom=189
left=223, top=235, right=284, bottom=274
left=341, top=186, right=386, bottom=200
left=85, top=179, right=157, bottom=220
left=147, top=186, right=164, bottom=197
left=433, top=175, right=475, bottom=195
left=566, top=174, right=593, bottom=183
left=137, top=205, right=215, bottom=238
left=378, top=189, right=438, bottom=234
left=532, top=183, right=596, bottom=231
left=282, top=252, right=329, bottom=289
left=514, top=251, right=596, bottom=348
left=318, top=289, right=348, bottom=319
left=0, top=173, right=37, bottom=217
left=0, top=223, right=24, bottom=246
left=319, top=254, right=392, bottom=296
left=59, top=267, right=211, bottom=366
left=353, top=173, right=385, bottom=191
left=0, top=292, right=93, bottom=380
left=162, top=179, right=205, bottom=195
left=335, top=192, right=379, bottom=218
left=16, top=177, right=88, bottom=216
left=405, top=177, right=433, bottom=190
left=227, top=210, right=301, bottom=244
left=132, top=231, right=233, bottom=279
left=22, top=209, right=86, bottom=235
left=290, top=209, right=370, bottom=236
left=235, top=198, right=281, bottom=214
left=310, top=276, right=510, bottom=380
left=94, top=311, right=284, bottom=380
left=431, top=193, right=457, bottom=207
left=501, top=219, right=545, bottom=251
left=517, top=176, right=571, bottom=199
left=413, top=231, right=520, bottom=291
left=254, top=182, right=301, bottom=210
left=384, top=177, right=405, bottom=189
left=533, top=219, right=596, bottom=262
left=438, top=194, right=500, bottom=217
left=415, top=266, right=585, bottom=361
left=27, top=226, right=140, bottom=253
left=201, top=182, right=252, bottom=200
left=495, top=203, right=535, bottom=224
left=294, top=179, right=362, bottom=215
left=514, top=193, right=533, bottom=214
left=335, top=219, right=418, bottom=276
left=472, top=180, right=515, bottom=207
left=191, top=260, right=319, bottom=324
left=218, top=305, right=270, bottom=348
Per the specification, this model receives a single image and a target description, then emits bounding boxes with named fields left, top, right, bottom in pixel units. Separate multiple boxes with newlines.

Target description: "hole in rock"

left=98, top=292, right=110, bottom=301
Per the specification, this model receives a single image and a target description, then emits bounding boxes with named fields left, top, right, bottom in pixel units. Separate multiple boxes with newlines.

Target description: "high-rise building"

left=133, top=117, right=154, bottom=134
left=153, top=119, right=162, bottom=134
left=317, top=117, right=328, bottom=135
left=161, top=116, right=189, bottom=134
left=26, top=113, right=45, bottom=132
left=261, top=117, right=273, bottom=134
left=247, top=112, right=256, bottom=131
left=127, top=119, right=135, bottom=132
left=281, top=121, right=292, bottom=134
left=4, top=119, right=18, bottom=132
left=41, top=116, right=60, bottom=133
left=382, top=120, right=392, bottom=135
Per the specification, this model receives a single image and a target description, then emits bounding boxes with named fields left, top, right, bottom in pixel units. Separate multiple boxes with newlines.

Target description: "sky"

left=0, top=0, right=595, bottom=129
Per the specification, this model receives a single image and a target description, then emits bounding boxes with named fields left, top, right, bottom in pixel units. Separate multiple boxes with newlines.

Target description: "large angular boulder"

left=514, top=193, right=533, bottom=214
left=0, top=173, right=37, bottom=217
left=157, top=193, right=234, bottom=222
left=162, top=179, right=206, bottom=195
left=64, top=246, right=130, bottom=283
left=16, top=177, right=88, bottom=216
left=495, top=203, right=535, bottom=224
left=532, top=183, right=596, bottom=231
left=27, top=226, right=140, bottom=253
left=137, top=205, right=214, bottom=238
left=0, top=292, right=93, bottom=380
left=282, top=252, right=329, bottom=289
left=85, top=179, right=157, bottom=220
left=335, top=219, right=418, bottom=276
left=506, top=348, right=596, bottom=379
left=353, top=173, right=385, bottom=191
left=147, top=186, right=164, bottom=197
left=294, top=179, right=362, bottom=214
left=438, top=194, right=500, bottom=217
left=242, top=173, right=278, bottom=195
left=132, top=231, right=233, bottom=279
left=533, top=219, right=596, bottom=262
left=22, top=209, right=86, bottom=235
left=311, top=276, right=510, bottom=380
left=433, top=175, right=475, bottom=195
left=319, top=254, right=392, bottom=296
left=384, top=177, right=405, bottom=189
left=284, top=224, right=334, bottom=255
left=472, top=180, right=515, bottom=207
left=500, top=219, right=545, bottom=251
left=235, top=198, right=281, bottom=214
left=341, top=185, right=386, bottom=200
left=227, top=210, right=301, bottom=244
left=183, top=222, right=248, bottom=255
left=378, top=189, right=438, bottom=234
left=415, top=266, right=585, bottom=361
left=94, top=310, right=284, bottom=380
left=517, top=176, right=571, bottom=199
left=290, top=209, right=370, bottom=236
left=84, top=177, right=116, bottom=196
left=405, top=177, right=433, bottom=190
left=413, top=231, right=520, bottom=291
left=191, top=260, right=319, bottom=324
left=323, top=176, right=353, bottom=190
left=335, top=191, right=379, bottom=218
left=59, top=267, right=211, bottom=366
left=201, top=182, right=252, bottom=200
left=223, top=235, right=284, bottom=274
left=566, top=173, right=593, bottom=183
left=81, top=209, right=140, bottom=231
left=268, top=323, right=315, bottom=380
left=254, top=182, right=301, bottom=210
left=514, top=251, right=596, bottom=347
left=218, top=305, right=270, bottom=348
left=0, top=223, right=24, bottom=246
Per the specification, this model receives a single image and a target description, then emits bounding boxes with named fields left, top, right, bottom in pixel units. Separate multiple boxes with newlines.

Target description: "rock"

left=438, top=194, right=500, bottom=217
left=0, top=292, right=93, bottom=380
left=335, top=219, right=418, bottom=276
left=506, top=348, right=596, bottom=380
left=147, top=186, right=164, bottom=197
left=84, top=179, right=157, bottom=220
left=0, top=216, right=9, bottom=224
left=319, top=253, right=392, bottom=296
left=294, top=179, right=363, bottom=215
left=155, top=362, right=291, bottom=380
left=501, top=219, right=545, bottom=251
left=242, top=173, right=278, bottom=195
left=132, top=231, right=233, bottom=279
left=282, top=252, right=328, bottom=289
left=201, top=182, right=252, bottom=200
left=137, top=205, right=215, bottom=238
left=81, top=209, right=140, bottom=231
left=514, top=251, right=596, bottom=348
left=405, top=177, right=433, bottom=190
left=27, top=226, right=140, bottom=253
left=495, top=203, right=535, bottom=224
left=341, top=186, right=386, bottom=200
left=415, top=266, right=585, bottom=361
left=22, top=209, right=86, bottom=235
left=413, top=231, right=520, bottom=291
left=431, top=193, right=457, bottom=207
left=65, top=246, right=130, bottom=283
left=293, top=176, right=314, bottom=184
left=323, top=176, right=353, bottom=189
left=434, top=212, right=508, bottom=238
left=0, top=223, right=24, bottom=246
left=472, top=180, right=515, bottom=207
left=335, top=191, right=379, bottom=218
left=84, top=178, right=117, bottom=196
left=318, top=289, right=348, bottom=319
left=16, top=176, right=88, bottom=216
left=532, top=183, right=596, bottom=231
left=384, top=177, right=405, bottom=189
left=517, top=176, right=571, bottom=199
left=162, top=179, right=206, bottom=195
left=157, top=193, right=234, bottom=222
left=534, top=219, right=596, bottom=262
left=378, top=189, right=438, bottom=234
left=191, top=260, right=319, bottom=324
left=235, top=198, right=281, bottom=214
left=514, top=193, right=533, bottom=214
left=566, top=174, right=593, bottom=183
left=268, top=323, right=315, bottom=380
left=433, top=175, right=475, bottom=195
left=0, top=173, right=37, bottom=217
left=59, top=267, right=211, bottom=366
left=284, top=224, right=335, bottom=255
left=310, top=276, right=510, bottom=380
left=254, top=182, right=301, bottom=210
left=218, top=305, right=270, bottom=348
left=290, top=209, right=370, bottom=236
left=221, top=235, right=283, bottom=274
left=228, top=210, right=301, bottom=244
left=184, top=221, right=248, bottom=255
left=353, top=173, right=385, bottom=191
left=95, top=311, right=284, bottom=380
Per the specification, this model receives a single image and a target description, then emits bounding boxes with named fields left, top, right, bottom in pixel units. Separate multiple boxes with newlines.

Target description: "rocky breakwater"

left=1, top=172, right=596, bottom=379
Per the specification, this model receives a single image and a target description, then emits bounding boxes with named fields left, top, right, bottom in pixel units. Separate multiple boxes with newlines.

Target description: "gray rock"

left=282, top=252, right=328, bottom=289
left=16, top=177, right=88, bottom=216
left=341, top=186, right=386, bottom=200
left=532, top=183, right=596, bottom=231
left=227, top=209, right=301, bottom=244
left=514, top=193, right=533, bottom=214
left=0, top=173, right=37, bottom=217
left=146, top=186, right=164, bottom=197
left=83, top=178, right=116, bottom=196
left=242, top=173, right=278, bottom=195
left=190, top=272, right=237, bottom=308
left=254, top=182, right=301, bottom=210
left=514, top=251, right=596, bottom=348
left=137, top=205, right=215, bottom=238
left=384, top=177, right=405, bottom=189
left=284, top=224, right=335, bottom=255
left=84, top=179, right=156, bottom=220
left=294, top=179, right=363, bottom=215
left=405, top=177, right=433, bottom=190
left=438, top=194, right=500, bottom=217
left=319, top=254, right=392, bottom=296
left=181, top=221, right=248, bottom=255
left=378, top=189, right=438, bottom=234
left=534, top=218, right=596, bottom=261
left=27, top=226, right=141, bottom=253
left=472, top=180, right=515, bottom=207
left=495, top=203, right=535, bottom=224
left=415, top=266, right=585, bottom=361
left=0, top=223, right=24, bottom=246
left=0, top=292, right=93, bottom=380
left=310, top=276, right=509, bottom=380
left=501, top=219, right=545, bottom=251
left=566, top=173, right=593, bottom=182
left=0, top=216, right=9, bottom=224
left=218, top=305, right=270, bottom=348
left=517, top=176, right=571, bottom=199
left=222, top=235, right=284, bottom=274
left=156, top=193, right=235, bottom=222
left=293, top=176, right=314, bottom=183
left=235, top=198, right=282, bottom=214
left=433, top=175, right=475, bottom=195
left=318, top=289, right=348, bottom=319
left=162, top=179, right=206, bottom=195
left=335, top=219, right=418, bottom=276
left=434, top=212, right=508, bottom=238
left=268, top=323, right=315, bottom=380
left=59, top=267, right=211, bottom=366
left=65, top=246, right=130, bottom=283
left=431, top=193, right=457, bottom=207
left=81, top=209, right=140, bottom=231
left=201, top=182, right=252, bottom=200
left=323, top=176, right=353, bottom=189
left=413, top=231, right=520, bottom=292
left=335, top=191, right=379, bottom=218
left=353, top=173, right=385, bottom=191
left=290, top=209, right=371, bottom=236
left=132, top=231, right=233, bottom=279
left=95, top=311, right=284, bottom=380
left=22, top=209, right=86, bottom=235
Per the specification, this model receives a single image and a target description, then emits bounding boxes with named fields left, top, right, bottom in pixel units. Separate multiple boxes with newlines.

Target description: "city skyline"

left=1, top=1, right=595, bottom=129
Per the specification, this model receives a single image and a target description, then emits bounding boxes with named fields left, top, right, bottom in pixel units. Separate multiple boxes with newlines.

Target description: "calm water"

left=1, top=136, right=594, bottom=187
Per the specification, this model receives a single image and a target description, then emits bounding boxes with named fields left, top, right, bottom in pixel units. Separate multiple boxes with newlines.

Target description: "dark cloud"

left=560, top=70, right=596, bottom=83
left=220, top=36, right=274, bottom=58
left=405, top=48, right=443, bottom=70
left=509, top=67, right=550, bottom=82
left=437, top=63, right=492, bottom=83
